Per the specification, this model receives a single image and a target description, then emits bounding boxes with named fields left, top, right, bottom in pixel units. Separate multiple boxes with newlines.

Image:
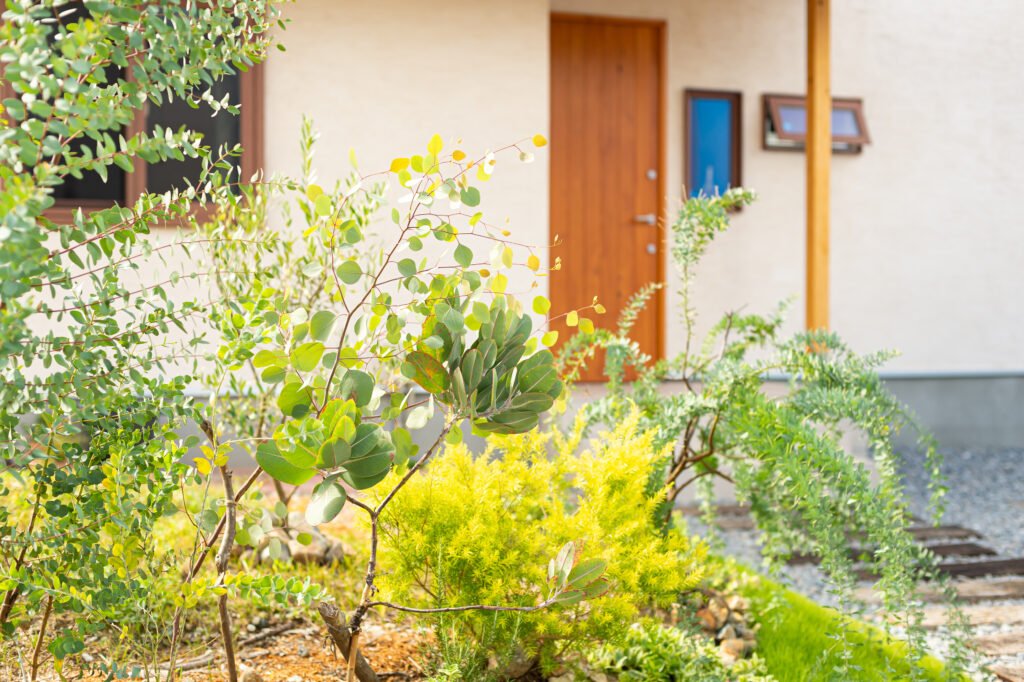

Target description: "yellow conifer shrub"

left=372, top=412, right=707, bottom=674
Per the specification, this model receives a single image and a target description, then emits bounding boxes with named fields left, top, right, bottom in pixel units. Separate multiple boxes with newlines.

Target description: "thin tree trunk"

left=317, top=603, right=379, bottom=682
left=216, top=462, right=239, bottom=682
left=30, top=595, right=53, bottom=681
left=202, top=419, right=239, bottom=682
left=0, top=491, right=42, bottom=626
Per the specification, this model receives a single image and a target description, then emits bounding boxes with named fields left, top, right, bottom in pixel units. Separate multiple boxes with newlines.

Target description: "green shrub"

left=374, top=412, right=708, bottom=676
left=560, top=189, right=972, bottom=679
left=0, top=1, right=280, bottom=674
left=589, top=621, right=774, bottom=682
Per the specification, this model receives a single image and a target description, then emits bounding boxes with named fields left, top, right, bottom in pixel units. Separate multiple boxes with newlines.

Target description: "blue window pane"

left=689, top=98, right=733, bottom=198
left=832, top=108, right=861, bottom=137
left=779, top=105, right=806, bottom=135
left=776, top=104, right=862, bottom=138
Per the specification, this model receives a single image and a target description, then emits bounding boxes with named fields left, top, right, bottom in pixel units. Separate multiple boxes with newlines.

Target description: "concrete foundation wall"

left=884, top=375, right=1024, bottom=451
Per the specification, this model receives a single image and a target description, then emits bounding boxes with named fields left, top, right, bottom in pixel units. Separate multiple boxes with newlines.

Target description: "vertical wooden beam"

left=806, top=0, right=830, bottom=331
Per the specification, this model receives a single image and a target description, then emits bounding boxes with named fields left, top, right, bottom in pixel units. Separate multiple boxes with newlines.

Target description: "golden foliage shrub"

left=373, top=413, right=707, bottom=672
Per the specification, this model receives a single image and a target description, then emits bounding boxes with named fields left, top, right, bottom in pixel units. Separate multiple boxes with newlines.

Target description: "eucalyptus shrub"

left=199, top=129, right=608, bottom=677
left=196, top=117, right=389, bottom=507
left=561, top=189, right=972, bottom=679
left=0, top=0, right=280, bottom=676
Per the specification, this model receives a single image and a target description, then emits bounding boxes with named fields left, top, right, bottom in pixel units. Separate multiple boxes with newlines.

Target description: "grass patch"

left=728, top=563, right=951, bottom=681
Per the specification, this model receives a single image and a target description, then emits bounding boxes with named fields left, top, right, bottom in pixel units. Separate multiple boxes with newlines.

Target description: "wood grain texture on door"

left=549, top=14, right=664, bottom=382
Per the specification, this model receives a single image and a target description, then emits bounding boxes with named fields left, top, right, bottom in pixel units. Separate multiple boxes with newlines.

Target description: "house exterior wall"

left=261, top=1, right=1024, bottom=444
left=263, top=0, right=551, bottom=300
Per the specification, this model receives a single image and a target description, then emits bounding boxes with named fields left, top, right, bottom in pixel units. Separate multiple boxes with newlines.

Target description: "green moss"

left=729, top=565, right=953, bottom=681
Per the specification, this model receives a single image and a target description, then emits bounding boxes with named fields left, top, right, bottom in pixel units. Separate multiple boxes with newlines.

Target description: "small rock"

left=488, top=647, right=536, bottom=678
left=696, top=603, right=728, bottom=631
left=288, top=535, right=328, bottom=565
left=717, top=624, right=736, bottom=641
left=287, top=511, right=316, bottom=535
left=297, top=644, right=309, bottom=657
left=81, top=653, right=94, bottom=663
left=726, top=595, right=749, bottom=612
left=548, top=675, right=574, bottom=682
left=238, top=664, right=263, bottom=682
left=719, top=637, right=756, bottom=663
left=324, top=538, right=355, bottom=565
left=286, top=676, right=303, bottom=682
left=259, top=538, right=291, bottom=564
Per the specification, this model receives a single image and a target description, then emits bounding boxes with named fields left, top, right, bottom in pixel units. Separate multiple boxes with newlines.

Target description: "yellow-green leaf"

left=566, top=310, right=578, bottom=327
left=390, top=157, right=410, bottom=173
left=578, top=317, right=594, bottom=334
left=195, top=457, right=211, bottom=475
left=306, top=184, right=323, bottom=201
left=501, top=247, right=513, bottom=268
left=428, top=134, right=443, bottom=155
left=492, top=273, right=508, bottom=293
left=532, top=296, right=551, bottom=315
left=527, top=254, right=540, bottom=272
left=594, top=303, right=606, bottom=314
left=542, top=330, right=558, bottom=346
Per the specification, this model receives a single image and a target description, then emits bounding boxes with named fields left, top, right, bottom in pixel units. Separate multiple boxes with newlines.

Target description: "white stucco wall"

left=263, top=0, right=551, bottom=300
left=263, top=0, right=1024, bottom=374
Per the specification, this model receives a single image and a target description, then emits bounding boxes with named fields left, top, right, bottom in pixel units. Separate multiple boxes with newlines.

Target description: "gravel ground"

left=691, top=447, right=1024, bottom=679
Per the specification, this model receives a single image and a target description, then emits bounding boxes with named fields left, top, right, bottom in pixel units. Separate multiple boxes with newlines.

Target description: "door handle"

left=633, top=213, right=656, bottom=225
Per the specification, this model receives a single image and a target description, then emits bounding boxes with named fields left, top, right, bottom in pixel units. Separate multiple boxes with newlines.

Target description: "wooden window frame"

left=0, top=11, right=264, bottom=226
left=763, top=93, right=870, bottom=148
left=684, top=88, right=742, bottom=198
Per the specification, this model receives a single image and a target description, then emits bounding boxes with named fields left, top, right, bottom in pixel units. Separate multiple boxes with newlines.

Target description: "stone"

left=258, top=536, right=291, bottom=564
left=548, top=675, right=574, bottom=682
left=238, top=665, right=263, bottom=682
left=716, top=624, right=736, bottom=641
left=324, top=538, right=355, bottom=565
left=725, top=595, right=749, bottom=612
left=719, top=637, right=756, bottom=663
left=288, top=534, right=328, bottom=565
left=488, top=647, right=536, bottom=678
left=696, top=607, right=720, bottom=631
left=696, top=596, right=729, bottom=631
left=735, top=623, right=756, bottom=640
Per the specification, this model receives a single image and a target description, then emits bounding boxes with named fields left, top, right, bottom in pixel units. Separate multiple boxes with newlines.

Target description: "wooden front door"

left=549, top=14, right=663, bottom=382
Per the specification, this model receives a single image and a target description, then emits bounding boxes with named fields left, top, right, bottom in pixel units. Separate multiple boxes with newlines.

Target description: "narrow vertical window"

left=684, top=89, right=741, bottom=198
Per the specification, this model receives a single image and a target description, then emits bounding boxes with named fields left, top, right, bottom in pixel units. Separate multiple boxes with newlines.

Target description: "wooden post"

left=806, top=0, right=830, bottom=331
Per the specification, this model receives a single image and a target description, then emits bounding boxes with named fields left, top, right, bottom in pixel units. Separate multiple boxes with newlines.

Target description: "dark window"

left=46, top=6, right=126, bottom=201
left=145, top=76, right=242, bottom=195
left=684, top=89, right=741, bottom=198
left=763, top=94, right=870, bottom=152
left=1, top=4, right=265, bottom=220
